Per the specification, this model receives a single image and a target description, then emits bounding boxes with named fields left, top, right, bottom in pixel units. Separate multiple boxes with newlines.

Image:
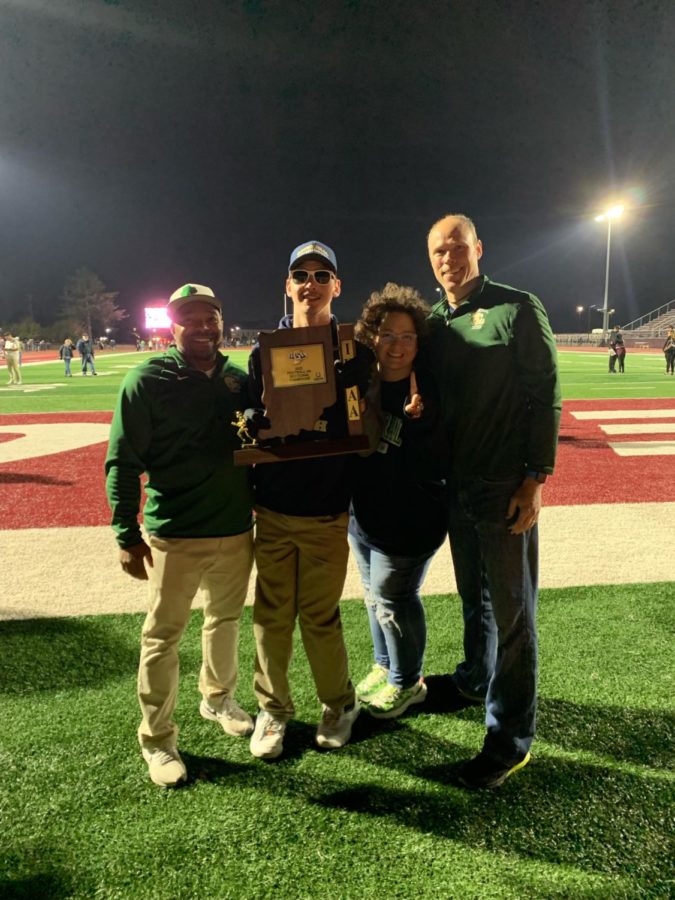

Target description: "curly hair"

left=355, top=283, right=431, bottom=349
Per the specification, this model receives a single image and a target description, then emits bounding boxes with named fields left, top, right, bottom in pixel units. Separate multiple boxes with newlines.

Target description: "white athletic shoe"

left=249, top=711, right=287, bottom=759
left=141, top=746, right=187, bottom=788
left=200, top=697, right=254, bottom=737
left=315, top=701, right=360, bottom=749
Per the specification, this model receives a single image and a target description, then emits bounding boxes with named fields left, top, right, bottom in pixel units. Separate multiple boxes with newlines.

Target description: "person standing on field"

left=425, top=213, right=561, bottom=790
left=76, top=333, right=97, bottom=375
left=246, top=240, right=373, bottom=760
left=4, top=333, right=22, bottom=385
left=663, top=327, right=675, bottom=375
left=349, top=284, right=447, bottom=720
left=59, top=338, right=75, bottom=377
left=105, top=283, right=255, bottom=788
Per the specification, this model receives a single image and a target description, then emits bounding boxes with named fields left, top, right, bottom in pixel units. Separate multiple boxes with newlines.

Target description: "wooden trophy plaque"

left=233, top=322, right=370, bottom=465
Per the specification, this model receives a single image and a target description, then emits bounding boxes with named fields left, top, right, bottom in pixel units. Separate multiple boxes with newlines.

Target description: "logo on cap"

left=297, top=243, right=329, bottom=259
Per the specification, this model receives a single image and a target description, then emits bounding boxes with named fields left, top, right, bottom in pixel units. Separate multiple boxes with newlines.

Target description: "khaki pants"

left=137, top=530, right=254, bottom=751
left=253, top=506, right=354, bottom=718
left=5, top=352, right=21, bottom=384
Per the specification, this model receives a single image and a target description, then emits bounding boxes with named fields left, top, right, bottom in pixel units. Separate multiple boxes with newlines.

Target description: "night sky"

left=1, top=0, right=674, bottom=335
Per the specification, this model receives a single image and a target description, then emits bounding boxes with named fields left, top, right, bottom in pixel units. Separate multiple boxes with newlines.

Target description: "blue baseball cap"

left=288, top=240, right=338, bottom=273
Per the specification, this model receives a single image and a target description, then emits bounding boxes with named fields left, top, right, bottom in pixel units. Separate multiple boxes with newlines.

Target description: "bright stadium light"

left=594, top=204, right=624, bottom=223
left=145, top=307, right=171, bottom=329
left=594, top=203, right=625, bottom=341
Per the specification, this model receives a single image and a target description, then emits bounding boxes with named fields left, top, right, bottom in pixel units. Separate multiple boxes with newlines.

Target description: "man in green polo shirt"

left=426, top=214, right=561, bottom=789
left=105, top=284, right=255, bottom=788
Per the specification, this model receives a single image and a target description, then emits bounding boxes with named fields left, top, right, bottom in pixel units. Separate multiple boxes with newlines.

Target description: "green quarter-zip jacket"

left=426, top=276, right=561, bottom=480
left=105, top=347, right=253, bottom=548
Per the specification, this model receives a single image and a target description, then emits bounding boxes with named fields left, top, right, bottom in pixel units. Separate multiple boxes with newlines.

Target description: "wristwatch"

left=525, top=470, right=548, bottom=484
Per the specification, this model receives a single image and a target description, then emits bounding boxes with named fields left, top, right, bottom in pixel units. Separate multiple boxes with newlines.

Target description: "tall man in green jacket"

left=105, top=284, right=255, bottom=788
left=426, top=214, right=561, bottom=789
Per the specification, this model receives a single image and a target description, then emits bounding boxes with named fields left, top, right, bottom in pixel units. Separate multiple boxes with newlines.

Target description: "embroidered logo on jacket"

left=224, top=375, right=243, bottom=393
left=470, top=309, right=489, bottom=330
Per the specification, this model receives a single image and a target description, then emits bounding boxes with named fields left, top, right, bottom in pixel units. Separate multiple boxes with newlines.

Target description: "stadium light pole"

left=576, top=305, right=584, bottom=330
left=594, top=204, right=624, bottom=343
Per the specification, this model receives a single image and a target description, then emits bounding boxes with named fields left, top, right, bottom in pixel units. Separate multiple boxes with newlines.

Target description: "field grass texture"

left=1, top=587, right=673, bottom=899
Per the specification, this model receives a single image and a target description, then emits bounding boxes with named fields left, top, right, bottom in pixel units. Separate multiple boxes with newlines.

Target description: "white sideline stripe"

left=608, top=441, right=675, bottom=456
left=0, top=423, right=110, bottom=463
left=1, top=503, right=674, bottom=619
left=572, top=409, right=675, bottom=419
left=8, top=351, right=146, bottom=368
left=600, top=423, right=675, bottom=434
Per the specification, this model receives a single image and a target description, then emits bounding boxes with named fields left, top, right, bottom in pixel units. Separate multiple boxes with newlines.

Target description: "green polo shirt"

left=426, top=276, right=561, bottom=480
left=105, top=348, right=253, bottom=548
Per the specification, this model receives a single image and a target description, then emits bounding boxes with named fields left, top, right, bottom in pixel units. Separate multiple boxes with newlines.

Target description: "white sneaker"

left=315, top=701, right=360, bottom=749
left=141, top=746, right=187, bottom=788
left=200, top=697, right=254, bottom=737
left=250, top=711, right=286, bottom=759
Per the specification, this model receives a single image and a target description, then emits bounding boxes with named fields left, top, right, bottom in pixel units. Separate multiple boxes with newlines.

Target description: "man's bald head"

left=427, top=214, right=483, bottom=305
left=427, top=213, right=478, bottom=244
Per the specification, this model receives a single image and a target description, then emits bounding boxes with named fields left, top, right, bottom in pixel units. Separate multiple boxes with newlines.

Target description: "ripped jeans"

left=348, top=532, right=436, bottom=689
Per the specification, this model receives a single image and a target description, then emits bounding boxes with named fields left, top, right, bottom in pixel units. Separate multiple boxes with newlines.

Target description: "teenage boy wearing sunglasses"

left=246, top=240, right=374, bottom=760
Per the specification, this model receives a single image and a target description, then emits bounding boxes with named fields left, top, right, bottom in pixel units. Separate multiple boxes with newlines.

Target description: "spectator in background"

left=663, top=327, right=675, bottom=375
left=609, top=327, right=625, bottom=374
left=59, top=338, right=75, bottom=377
left=76, top=333, right=97, bottom=376
left=4, top=333, right=22, bottom=385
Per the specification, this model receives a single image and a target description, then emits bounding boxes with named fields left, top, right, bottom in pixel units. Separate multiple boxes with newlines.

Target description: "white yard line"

left=572, top=409, right=675, bottom=419
left=600, top=424, right=675, bottom=434
left=609, top=441, right=675, bottom=456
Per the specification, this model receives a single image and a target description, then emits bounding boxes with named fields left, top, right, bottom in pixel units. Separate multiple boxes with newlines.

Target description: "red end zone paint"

left=0, top=413, right=113, bottom=529
left=547, top=399, right=674, bottom=505
left=0, top=401, right=673, bottom=530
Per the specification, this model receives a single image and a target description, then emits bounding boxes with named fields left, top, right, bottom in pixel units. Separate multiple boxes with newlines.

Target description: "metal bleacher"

left=622, top=299, right=675, bottom=343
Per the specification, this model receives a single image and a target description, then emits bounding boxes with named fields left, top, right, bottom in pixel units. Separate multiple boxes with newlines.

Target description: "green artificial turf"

left=557, top=350, right=675, bottom=400
left=2, top=349, right=674, bottom=415
left=1, top=586, right=673, bottom=899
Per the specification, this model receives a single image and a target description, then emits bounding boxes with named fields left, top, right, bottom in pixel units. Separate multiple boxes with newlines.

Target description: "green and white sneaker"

left=355, top=663, right=389, bottom=701
left=366, top=679, right=427, bottom=719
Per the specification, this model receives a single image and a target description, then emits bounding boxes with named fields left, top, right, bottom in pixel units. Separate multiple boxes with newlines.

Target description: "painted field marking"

left=600, top=424, right=675, bottom=434
left=590, top=385, right=666, bottom=391
left=572, top=409, right=675, bottom=419
left=0, top=423, right=111, bottom=463
left=608, top=441, right=675, bottom=456
left=1, top=385, right=60, bottom=393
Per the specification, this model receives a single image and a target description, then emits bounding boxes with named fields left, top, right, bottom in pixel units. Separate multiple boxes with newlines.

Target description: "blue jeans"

left=81, top=354, right=96, bottom=374
left=64, top=358, right=71, bottom=376
left=348, top=531, right=435, bottom=688
left=447, top=476, right=538, bottom=762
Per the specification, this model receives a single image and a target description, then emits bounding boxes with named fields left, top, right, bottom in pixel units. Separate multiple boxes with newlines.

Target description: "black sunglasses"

left=289, top=269, right=335, bottom=285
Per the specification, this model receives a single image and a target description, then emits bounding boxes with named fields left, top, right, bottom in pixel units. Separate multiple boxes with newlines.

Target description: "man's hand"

left=404, top=370, right=424, bottom=419
left=506, top=478, right=543, bottom=535
left=334, top=348, right=375, bottom=393
left=120, top=541, right=153, bottom=581
left=243, top=407, right=271, bottom=437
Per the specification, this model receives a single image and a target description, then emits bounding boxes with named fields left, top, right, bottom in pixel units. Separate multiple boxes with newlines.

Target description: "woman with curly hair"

left=350, top=283, right=447, bottom=719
